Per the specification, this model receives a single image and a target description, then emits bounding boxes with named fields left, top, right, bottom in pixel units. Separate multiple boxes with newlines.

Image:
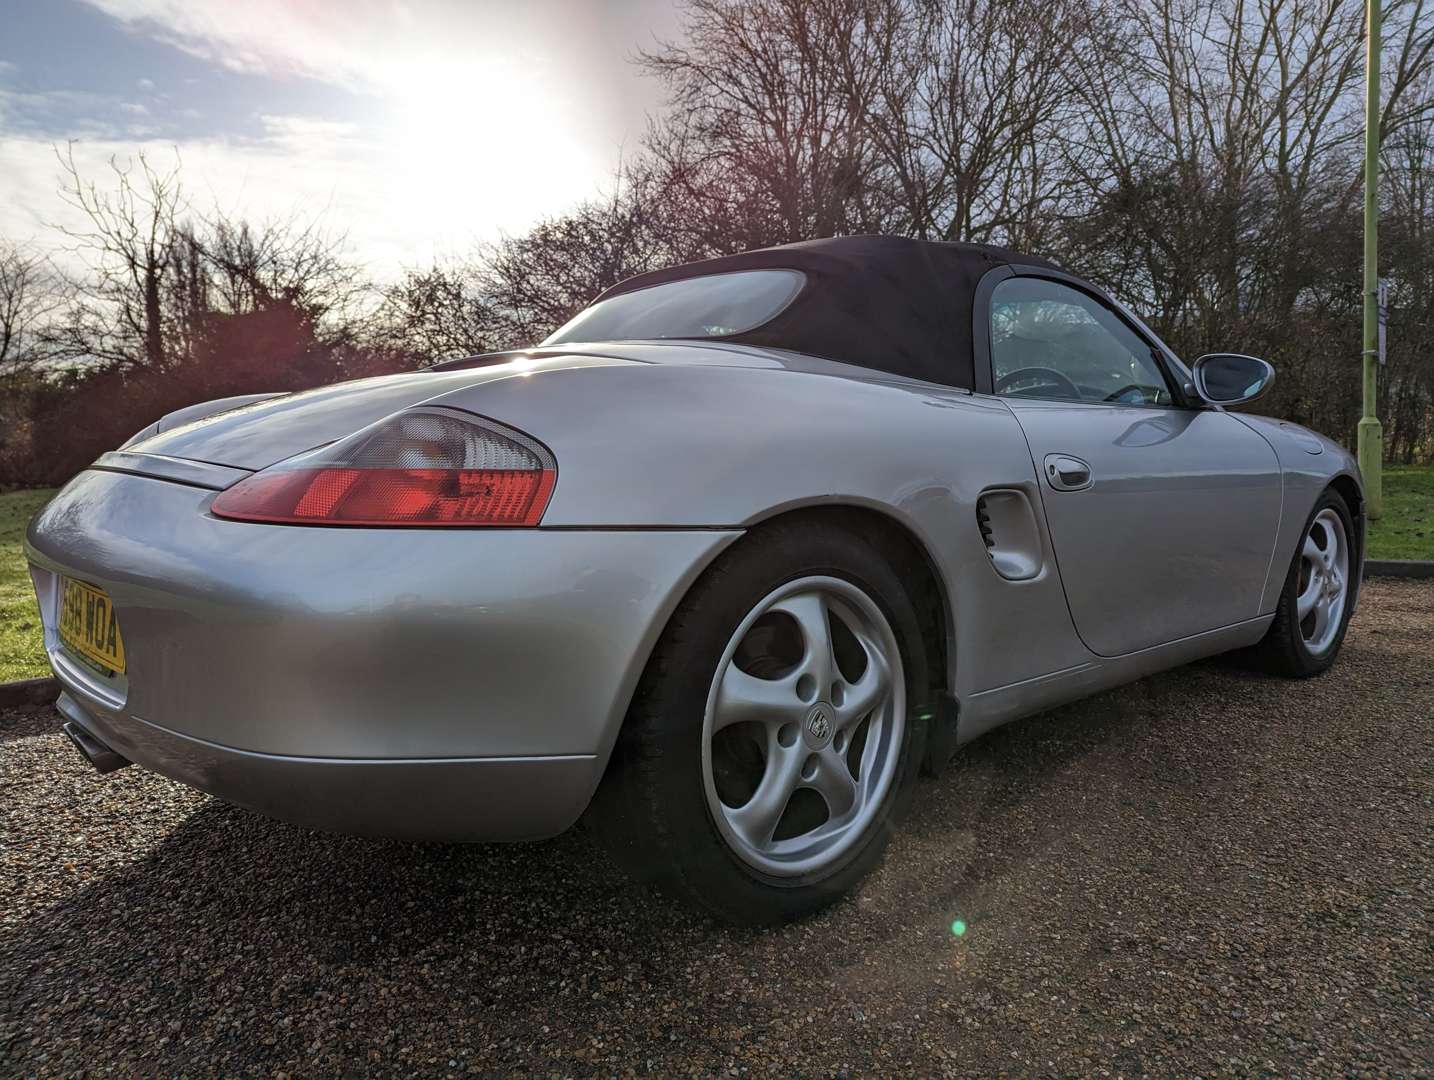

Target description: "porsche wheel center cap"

left=803, top=703, right=835, bottom=749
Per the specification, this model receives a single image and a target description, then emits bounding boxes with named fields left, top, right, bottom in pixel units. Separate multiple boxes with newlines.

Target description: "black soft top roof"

left=593, top=235, right=1061, bottom=390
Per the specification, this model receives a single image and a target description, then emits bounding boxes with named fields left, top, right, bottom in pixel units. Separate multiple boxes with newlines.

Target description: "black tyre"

left=1244, top=488, right=1357, bottom=677
left=592, top=519, right=927, bottom=924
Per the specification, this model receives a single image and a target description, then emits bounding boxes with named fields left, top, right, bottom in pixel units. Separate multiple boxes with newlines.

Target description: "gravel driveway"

left=2, top=578, right=1430, bottom=1077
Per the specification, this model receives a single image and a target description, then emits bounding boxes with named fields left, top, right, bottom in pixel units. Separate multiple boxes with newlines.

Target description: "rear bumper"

left=26, top=469, right=740, bottom=839
left=56, top=692, right=597, bottom=840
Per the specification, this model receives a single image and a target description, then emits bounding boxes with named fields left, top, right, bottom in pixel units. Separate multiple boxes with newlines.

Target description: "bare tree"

left=478, top=165, right=703, bottom=345
left=0, top=241, right=62, bottom=385
left=1051, top=0, right=1434, bottom=447
left=1383, top=74, right=1434, bottom=461
left=862, top=0, right=1097, bottom=245
left=377, top=261, right=498, bottom=362
left=639, top=0, right=902, bottom=248
left=8, top=0, right=1432, bottom=472
left=165, top=211, right=368, bottom=365
left=378, top=162, right=703, bottom=362
left=53, top=144, right=184, bottom=369
left=191, top=211, right=365, bottom=324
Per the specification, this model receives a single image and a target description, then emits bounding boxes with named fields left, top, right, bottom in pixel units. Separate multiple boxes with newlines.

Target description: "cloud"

left=0, top=88, right=131, bottom=140
left=0, top=130, right=378, bottom=283
left=0, top=105, right=596, bottom=280
left=7, top=2, right=678, bottom=279
left=258, top=114, right=361, bottom=151
left=81, top=0, right=369, bottom=84
left=77, top=1, right=524, bottom=93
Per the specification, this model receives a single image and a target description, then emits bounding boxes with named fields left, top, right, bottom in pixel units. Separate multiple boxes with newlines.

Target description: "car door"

left=981, top=271, right=1281, bottom=657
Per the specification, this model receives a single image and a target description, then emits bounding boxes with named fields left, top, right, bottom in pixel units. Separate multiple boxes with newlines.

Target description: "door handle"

left=1044, top=454, right=1093, bottom=491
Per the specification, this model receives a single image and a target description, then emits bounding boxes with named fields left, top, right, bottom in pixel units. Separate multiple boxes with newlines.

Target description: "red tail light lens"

left=212, top=409, right=556, bottom=527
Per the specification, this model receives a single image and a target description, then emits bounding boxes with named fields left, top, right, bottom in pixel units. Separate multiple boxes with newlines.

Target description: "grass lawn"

left=1, top=488, right=56, bottom=682
left=1366, top=464, right=1434, bottom=561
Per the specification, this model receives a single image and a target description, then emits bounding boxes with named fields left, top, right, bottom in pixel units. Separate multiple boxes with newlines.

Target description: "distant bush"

left=0, top=301, right=414, bottom=487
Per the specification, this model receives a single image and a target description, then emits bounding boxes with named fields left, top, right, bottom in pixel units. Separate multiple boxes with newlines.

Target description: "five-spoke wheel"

left=1295, top=507, right=1349, bottom=657
left=592, top=520, right=923, bottom=924
left=1246, top=488, right=1358, bottom=677
left=703, top=577, right=904, bottom=877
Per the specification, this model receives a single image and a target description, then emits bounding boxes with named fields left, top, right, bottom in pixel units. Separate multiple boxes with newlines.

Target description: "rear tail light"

left=212, top=409, right=556, bottom=527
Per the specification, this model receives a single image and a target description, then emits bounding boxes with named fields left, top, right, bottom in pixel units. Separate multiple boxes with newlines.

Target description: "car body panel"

left=969, top=260, right=1357, bottom=660
left=127, top=355, right=634, bottom=471
left=1233, top=415, right=1365, bottom=612
left=53, top=691, right=596, bottom=841
left=23, top=251, right=1364, bottom=843
left=423, top=359, right=1095, bottom=698
left=90, top=450, right=253, bottom=491
left=119, top=392, right=289, bottom=450
left=26, top=469, right=739, bottom=765
left=957, top=612, right=1273, bottom=744
left=1001, top=399, right=1282, bottom=656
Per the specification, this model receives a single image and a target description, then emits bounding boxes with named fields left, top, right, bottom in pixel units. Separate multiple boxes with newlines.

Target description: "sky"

left=0, top=0, right=684, bottom=279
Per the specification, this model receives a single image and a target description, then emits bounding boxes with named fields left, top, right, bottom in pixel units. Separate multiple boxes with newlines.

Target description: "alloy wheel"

left=1296, top=507, right=1349, bottom=656
left=701, top=575, right=905, bottom=878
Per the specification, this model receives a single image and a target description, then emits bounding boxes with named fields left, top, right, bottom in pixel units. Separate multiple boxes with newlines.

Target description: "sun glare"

left=383, top=62, right=597, bottom=252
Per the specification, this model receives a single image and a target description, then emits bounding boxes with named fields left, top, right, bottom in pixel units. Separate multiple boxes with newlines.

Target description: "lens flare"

left=950, top=919, right=968, bottom=937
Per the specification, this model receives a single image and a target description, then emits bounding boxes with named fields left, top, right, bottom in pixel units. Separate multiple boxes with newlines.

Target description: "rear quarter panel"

left=429, top=363, right=1094, bottom=698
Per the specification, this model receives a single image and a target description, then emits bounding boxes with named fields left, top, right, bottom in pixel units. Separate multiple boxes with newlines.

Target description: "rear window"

left=542, top=269, right=805, bottom=345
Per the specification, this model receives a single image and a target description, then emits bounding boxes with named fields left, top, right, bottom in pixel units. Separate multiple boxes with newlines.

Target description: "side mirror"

left=1191, top=353, right=1276, bottom=406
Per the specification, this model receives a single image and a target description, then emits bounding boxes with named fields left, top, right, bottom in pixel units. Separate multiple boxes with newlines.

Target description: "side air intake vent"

left=976, top=498, right=996, bottom=550
left=974, top=488, right=1044, bottom=581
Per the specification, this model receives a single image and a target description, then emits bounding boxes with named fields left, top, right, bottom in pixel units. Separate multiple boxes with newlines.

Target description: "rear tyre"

left=592, top=520, right=926, bottom=925
left=1244, top=488, right=1356, bottom=677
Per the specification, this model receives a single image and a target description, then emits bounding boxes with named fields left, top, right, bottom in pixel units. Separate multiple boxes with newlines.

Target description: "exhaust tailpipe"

left=62, top=721, right=131, bottom=774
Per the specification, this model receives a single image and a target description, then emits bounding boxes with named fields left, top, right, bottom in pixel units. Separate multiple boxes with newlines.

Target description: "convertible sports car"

left=26, top=236, right=1362, bottom=923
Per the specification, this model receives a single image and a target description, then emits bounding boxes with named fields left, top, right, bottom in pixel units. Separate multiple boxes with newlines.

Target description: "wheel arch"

left=1328, top=471, right=1365, bottom=602
left=739, top=503, right=953, bottom=713
left=1329, top=472, right=1364, bottom=529
left=589, top=499, right=957, bottom=811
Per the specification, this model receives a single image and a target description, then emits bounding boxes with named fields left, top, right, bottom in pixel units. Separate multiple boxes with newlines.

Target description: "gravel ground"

left=2, top=578, right=1430, bottom=1077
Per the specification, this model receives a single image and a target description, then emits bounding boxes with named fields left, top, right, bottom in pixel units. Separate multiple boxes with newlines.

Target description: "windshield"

left=543, top=269, right=805, bottom=345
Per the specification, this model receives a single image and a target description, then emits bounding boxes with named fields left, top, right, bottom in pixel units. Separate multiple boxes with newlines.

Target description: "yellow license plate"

left=59, top=578, right=126, bottom=675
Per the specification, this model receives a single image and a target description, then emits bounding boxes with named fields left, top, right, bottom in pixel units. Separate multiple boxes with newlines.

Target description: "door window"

left=990, top=278, right=1174, bottom=405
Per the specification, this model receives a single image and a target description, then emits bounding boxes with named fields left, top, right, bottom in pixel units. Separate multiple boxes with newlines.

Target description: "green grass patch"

left=1366, top=465, right=1434, bottom=562
left=1, top=488, right=56, bottom=682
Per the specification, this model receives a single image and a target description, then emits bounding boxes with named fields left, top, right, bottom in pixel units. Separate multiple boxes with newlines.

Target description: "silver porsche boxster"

left=26, top=236, right=1363, bottom=923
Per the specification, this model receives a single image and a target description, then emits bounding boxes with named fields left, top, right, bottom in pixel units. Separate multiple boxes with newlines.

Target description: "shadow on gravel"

left=0, top=693, right=1133, bottom=1065
left=1, top=799, right=707, bottom=1069
left=2, top=666, right=1188, bottom=1053
left=9, top=798, right=686, bottom=965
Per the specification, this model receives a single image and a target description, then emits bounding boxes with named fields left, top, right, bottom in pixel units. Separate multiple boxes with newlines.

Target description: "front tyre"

left=1246, top=488, right=1357, bottom=677
left=594, top=521, right=925, bottom=924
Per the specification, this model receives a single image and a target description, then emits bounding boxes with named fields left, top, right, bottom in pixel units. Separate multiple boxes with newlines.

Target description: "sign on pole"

left=1377, top=278, right=1388, bottom=366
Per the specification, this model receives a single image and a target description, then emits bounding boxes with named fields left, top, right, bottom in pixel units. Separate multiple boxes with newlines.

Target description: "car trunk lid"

left=125, top=353, right=637, bottom=472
